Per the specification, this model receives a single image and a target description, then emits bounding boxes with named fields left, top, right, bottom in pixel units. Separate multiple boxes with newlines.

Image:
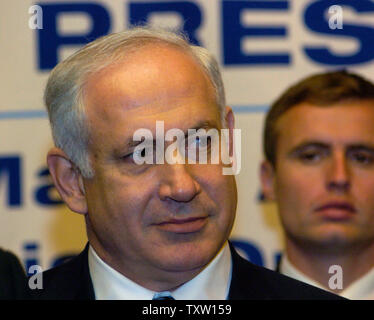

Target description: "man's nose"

left=326, top=153, right=351, bottom=193
left=157, top=162, right=201, bottom=203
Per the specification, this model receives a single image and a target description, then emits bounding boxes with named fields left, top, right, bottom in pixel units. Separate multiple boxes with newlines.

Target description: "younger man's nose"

left=326, top=153, right=351, bottom=193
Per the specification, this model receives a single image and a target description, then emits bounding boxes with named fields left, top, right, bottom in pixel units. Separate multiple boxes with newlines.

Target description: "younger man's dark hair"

left=264, top=70, right=374, bottom=166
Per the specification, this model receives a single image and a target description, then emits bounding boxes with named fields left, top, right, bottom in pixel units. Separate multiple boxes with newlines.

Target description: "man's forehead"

left=83, top=44, right=216, bottom=121
left=276, top=102, right=374, bottom=147
left=85, top=91, right=220, bottom=135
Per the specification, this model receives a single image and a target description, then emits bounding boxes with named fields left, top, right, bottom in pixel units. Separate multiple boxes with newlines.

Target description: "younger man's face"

left=261, top=101, right=374, bottom=252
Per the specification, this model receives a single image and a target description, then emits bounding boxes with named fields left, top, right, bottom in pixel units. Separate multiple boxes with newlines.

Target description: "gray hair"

left=45, top=26, right=226, bottom=178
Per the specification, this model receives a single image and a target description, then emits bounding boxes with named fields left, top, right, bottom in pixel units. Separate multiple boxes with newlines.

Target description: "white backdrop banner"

left=1, top=0, right=374, bottom=274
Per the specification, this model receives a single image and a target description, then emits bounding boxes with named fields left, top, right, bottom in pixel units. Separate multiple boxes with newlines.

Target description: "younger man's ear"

left=47, top=147, right=88, bottom=215
left=260, top=160, right=276, bottom=201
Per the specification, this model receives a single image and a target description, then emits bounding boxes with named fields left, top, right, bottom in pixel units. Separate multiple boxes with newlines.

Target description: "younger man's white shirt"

left=88, top=242, right=232, bottom=300
left=280, top=254, right=374, bottom=300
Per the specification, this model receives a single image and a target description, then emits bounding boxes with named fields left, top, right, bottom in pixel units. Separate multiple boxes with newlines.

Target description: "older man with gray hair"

left=29, top=26, right=340, bottom=300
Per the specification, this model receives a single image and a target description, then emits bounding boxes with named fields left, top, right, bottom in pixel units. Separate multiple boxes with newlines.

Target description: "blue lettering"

left=222, top=0, right=290, bottom=65
left=0, top=156, right=22, bottom=206
left=129, top=1, right=202, bottom=45
left=273, top=251, right=282, bottom=271
left=231, top=239, right=264, bottom=266
left=304, top=0, right=374, bottom=65
left=258, top=190, right=266, bottom=202
left=24, top=242, right=40, bottom=276
left=37, top=3, right=111, bottom=70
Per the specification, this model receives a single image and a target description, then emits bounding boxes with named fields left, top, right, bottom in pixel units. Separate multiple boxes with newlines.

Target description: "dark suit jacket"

left=0, top=248, right=28, bottom=300
left=28, top=243, right=342, bottom=300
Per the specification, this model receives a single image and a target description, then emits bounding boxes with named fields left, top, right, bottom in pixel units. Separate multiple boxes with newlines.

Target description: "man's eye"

left=350, top=151, right=374, bottom=165
left=188, top=135, right=211, bottom=150
left=123, top=148, right=147, bottom=162
left=135, top=148, right=146, bottom=158
left=297, top=151, right=323, bottom=163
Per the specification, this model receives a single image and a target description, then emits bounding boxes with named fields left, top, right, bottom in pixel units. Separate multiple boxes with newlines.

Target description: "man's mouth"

left=154, top=217, right=208, bottom=233
left=315, top=201, right=356, bottom=220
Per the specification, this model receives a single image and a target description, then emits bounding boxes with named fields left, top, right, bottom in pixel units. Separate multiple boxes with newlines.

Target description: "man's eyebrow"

left=288, top=141, right=330, bottom=155
left=184, top=120, right=220, bottom=141
left=347, top=144, right=374, bottom=152
left=126, top=139, right=147, bottom=148
left=117, top=137, right=150, bottom=154
left=118, top=120, right=219, bottom=151
left=188, top=120, right=220, bottom=131
left=289, top=142, right=374, bottom=155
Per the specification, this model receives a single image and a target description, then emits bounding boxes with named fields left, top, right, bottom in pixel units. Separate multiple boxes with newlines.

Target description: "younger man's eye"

left=299, top=151, right=321, bottom=162
left=349, top=150, right=374, bottom=166
left=293, top=147, right=328, bottom=164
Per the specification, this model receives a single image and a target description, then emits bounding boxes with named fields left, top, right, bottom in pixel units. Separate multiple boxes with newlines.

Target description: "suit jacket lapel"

left=228, top=242, right=251, bottom=299
left=74, top=243, right=95, bottom=300
left=227, top=241, right=269, bottom=300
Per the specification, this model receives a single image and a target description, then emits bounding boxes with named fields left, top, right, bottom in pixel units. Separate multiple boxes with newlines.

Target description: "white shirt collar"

left=280, top=254, right=374, bottom=299
left=279, top=255, right=324, bottom=290
left=88, top=242, right=232, bottom=300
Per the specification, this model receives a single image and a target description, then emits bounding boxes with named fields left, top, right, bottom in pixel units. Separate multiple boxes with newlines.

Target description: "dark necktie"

left=152, top=292, right=175, bottom=300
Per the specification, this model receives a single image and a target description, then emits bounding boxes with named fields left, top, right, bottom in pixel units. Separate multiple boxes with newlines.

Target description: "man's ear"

left=260, top=160, right=276, bottom=201
left=47, top=147, right=88, bottom=215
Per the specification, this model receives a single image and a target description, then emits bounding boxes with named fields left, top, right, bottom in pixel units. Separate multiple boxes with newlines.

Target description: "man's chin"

left=153, top=242, right=222, bottom=272
left=293, top=230, right=370, bottom=254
